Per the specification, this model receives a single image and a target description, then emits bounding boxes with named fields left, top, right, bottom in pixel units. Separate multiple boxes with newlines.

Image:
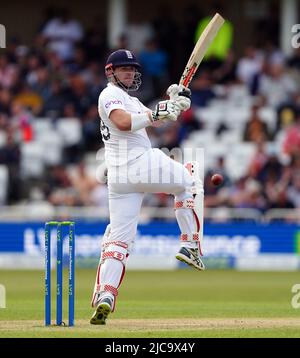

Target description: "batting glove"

left=167, top=84, right=191, bottom=111
left=152, top=100, right=181, bottom=122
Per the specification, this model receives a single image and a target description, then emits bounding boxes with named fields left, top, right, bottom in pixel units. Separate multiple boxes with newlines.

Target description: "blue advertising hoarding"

left=0, top=221, right=299, bottom=270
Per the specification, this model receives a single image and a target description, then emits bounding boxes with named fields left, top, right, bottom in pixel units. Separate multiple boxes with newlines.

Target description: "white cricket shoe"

left=90, top=296, right=113, bottom=325
left=175, top=247, right=205, bottom=271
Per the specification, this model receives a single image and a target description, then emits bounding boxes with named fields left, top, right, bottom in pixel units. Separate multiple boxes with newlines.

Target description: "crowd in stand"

left=0, top=7, right=300, bottom=213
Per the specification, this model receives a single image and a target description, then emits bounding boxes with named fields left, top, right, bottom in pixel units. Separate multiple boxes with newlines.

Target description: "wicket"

left=45, top=221, right=75, bottom=326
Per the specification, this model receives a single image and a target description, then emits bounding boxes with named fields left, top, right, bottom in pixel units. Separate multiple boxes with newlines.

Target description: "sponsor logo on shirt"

left=105, top=100, right=123, bottom=108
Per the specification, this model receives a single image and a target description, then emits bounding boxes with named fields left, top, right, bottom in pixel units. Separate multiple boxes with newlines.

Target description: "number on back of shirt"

left=100, top=118, right=110, bottom=141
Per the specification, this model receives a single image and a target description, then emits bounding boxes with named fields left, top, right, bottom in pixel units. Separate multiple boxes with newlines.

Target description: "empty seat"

left=32, top=118, right=53, bottom=139
left=20, top=142, right=44, bottom=178
left=258, top=107, right=276, bottom=131
left=206, top=143, right=229, bottom=161
left=189, top=130, right=215, bottom=147
left=37, top=131, right=63, bottom=165
left=226, top=85, right=251, bottom=106
left=225, top=143, right=256, bottom=180
left=220, top=130, right=242, bottom=144
left=224, top=107, right=250, bottom=130
left=194, top=107, right=224, bottom=131
left=56, top=117, right=82, bottom=146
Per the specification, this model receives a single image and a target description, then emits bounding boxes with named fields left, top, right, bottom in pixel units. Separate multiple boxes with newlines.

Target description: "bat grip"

left=178, top=89, right=191, bottom=99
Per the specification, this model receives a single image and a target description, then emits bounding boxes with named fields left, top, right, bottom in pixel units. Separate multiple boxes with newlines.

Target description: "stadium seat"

left=220, top=130, right=242, bottom=144
left=194, top=107, right=224, bottom=131
left=188, top=130, right=215, bottom=147
left=205, top=143, right=229, bottom=169
left=258, top=107, right=277, bottom=132
left=225, top=143, right=256, bottom=180
left=224, top=107, right=250, bottom=130
left=56, top=117, right=82, bottom=146
left=32, top=118, right=53, bottom=140
left=226, top=84, right=251, bottom=106
left=20, top=142, right=44, bottom=178
left=37, top=131, right=63, bottom=165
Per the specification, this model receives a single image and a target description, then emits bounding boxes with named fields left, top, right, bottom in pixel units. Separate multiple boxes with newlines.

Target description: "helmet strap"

left=112, top=72, right=130, bottom=92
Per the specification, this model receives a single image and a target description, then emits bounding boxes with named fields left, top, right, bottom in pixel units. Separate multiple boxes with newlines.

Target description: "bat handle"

left=167, top=84, right=191, bottom=100
left=178, top=88, right=191, bottom=99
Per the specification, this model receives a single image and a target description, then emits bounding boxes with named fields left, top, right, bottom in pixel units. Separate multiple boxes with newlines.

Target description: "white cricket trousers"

left=92, top=148, right=201, bottom=308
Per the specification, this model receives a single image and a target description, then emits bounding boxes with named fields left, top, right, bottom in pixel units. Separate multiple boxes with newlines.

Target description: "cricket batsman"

left=90, top=49, right=205, bottom=325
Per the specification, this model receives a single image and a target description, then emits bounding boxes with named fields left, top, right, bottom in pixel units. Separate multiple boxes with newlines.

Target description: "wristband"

left=130, top=112, right=153, bottom=132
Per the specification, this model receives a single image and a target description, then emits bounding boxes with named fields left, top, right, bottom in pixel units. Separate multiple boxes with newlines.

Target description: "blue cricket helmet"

left=105, top=49, right=141, bottom=71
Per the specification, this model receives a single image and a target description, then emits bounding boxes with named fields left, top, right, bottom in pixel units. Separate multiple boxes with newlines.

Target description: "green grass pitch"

left=0, top=269, right=300, bottom=337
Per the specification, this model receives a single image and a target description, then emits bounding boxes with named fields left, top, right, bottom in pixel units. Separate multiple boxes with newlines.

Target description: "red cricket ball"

left=211, top=173, right=223, bottom=186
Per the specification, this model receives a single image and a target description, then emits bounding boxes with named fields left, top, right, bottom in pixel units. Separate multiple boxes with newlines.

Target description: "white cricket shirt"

left=98, top=83, right=152, bottom=166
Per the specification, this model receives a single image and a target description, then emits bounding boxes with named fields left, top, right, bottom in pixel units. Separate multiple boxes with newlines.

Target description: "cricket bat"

left=179, top=13, right=225, bottom=87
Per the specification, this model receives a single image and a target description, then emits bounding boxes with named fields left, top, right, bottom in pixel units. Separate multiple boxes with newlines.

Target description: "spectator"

left=45, top=165, right=73, bottom=205
left=213, top=156, right=231, bottom=187
left=178, top=109, right=202, bottom=140
left=248, top=139, right=269, bottom=178
left=0, top=131, right=21, bottom=203
left=190, top=71, right=216, bottom=107
left=276, top=94, right=300, bottom=131
left=90, top=182, right=109, bottom=208
left=0, top=54, right=18, bottom=89
left=126, top=20, right=154, bottom=54
left=70, top=162, right=97, bottom=205
left=212, top=49, right=237, bottom=84
left=236, top=46, right=263, bottom=91
left=13, top=83, right=43, bottom=115
left=243, top=104, right=272, bottom=142
left=42, top=80, right=67, bottom=118
left=82, top=105, right=102, bottom=152
left=11, top=102, right=34, bottom=142
left=0, top=88, right=12, bottom=115
left=83, top=16, right=107, bottom=61
left=282, top=114, right=300, bottom=158
left=269, top=188, right=295, bottom=209
left=41, top=8, right=84, bottom=61
left=258, top=63, right=298, bottom=108
left=26, top=54, right=44, bottom=86
left=66, top=75, right=93, bottom=116
left=139, top=39, right=168, bottom=99
left=257, top=154, right=283, bottom=184
left=229, top=177, right=266, bottom=211
left=287, top=174, right=300, bottom=208
left=157, top=122, right=180, bottom=151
